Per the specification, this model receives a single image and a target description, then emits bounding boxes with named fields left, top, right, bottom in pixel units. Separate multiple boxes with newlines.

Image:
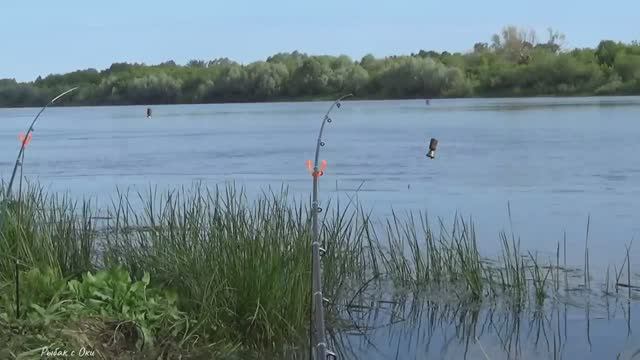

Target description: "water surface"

left=2, top=97, right=640, bottom=359
left=2, top=97, right=639, bottom=269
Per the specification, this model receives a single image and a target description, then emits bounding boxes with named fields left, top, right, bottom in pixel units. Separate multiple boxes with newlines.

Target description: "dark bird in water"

left=146, top=108, right=152, bottom=118
left=425, top=99, right=430, bottom=105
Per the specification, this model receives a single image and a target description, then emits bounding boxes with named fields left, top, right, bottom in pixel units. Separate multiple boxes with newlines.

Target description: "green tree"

left=344, top=65, right=369, bottom=95
left=595, top=40, right=623, bottom=67
left=289, top=58, right=331, bottom=96
left=614, top=53, right=640, bottom=81
left=2, top=27, right=640, bottom=107
left=247, top=62, right=289, bottom=99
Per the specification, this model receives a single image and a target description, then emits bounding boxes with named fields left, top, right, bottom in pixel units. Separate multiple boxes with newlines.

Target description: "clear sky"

left=2, top=0, right=639, bottom=82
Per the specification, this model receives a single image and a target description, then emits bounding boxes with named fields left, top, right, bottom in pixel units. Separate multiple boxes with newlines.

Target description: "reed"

left=527, top=252, right=551, bottom=307
left=1, top=182, right=637, bottom=355
left=0, top=183, right=95, bottom=283
left=100, top=184, right=375, bottom=351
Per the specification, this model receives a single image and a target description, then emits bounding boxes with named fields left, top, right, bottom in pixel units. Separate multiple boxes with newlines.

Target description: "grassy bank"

left=1, top=183, right=638, bottom=359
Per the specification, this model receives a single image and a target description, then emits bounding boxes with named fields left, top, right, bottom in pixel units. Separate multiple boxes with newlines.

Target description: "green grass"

left=1, top=182, right=637, bottom=358
left=0, top=185, right=95, bottom=283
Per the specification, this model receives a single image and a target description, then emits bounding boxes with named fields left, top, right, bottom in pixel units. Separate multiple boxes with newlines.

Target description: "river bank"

left=2, top=32, right=640, bottom=108
left=1, top=183, right=638, bottom=358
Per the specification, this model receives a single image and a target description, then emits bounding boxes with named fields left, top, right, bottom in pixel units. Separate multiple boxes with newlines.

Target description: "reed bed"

left=1, top=182, right=638, bottom=357
left=0, top=184, right=95, bottom=282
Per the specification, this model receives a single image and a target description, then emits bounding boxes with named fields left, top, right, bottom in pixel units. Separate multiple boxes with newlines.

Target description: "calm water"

left=2, top=97, right=640, bottom=358
left=2, top=97, right=639, bottom=269
left=336, top=296, right=640, bottom=360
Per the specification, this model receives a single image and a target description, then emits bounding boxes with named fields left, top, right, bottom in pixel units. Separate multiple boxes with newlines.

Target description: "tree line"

left=2, top=26, right=640, bottom=107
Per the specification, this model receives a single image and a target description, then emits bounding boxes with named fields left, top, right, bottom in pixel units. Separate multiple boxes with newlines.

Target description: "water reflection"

left=330, top=294, right=640, bottom=359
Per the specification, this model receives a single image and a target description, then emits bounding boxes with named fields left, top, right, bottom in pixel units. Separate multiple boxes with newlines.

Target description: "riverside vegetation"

left=2, top=26, right=640, bottom=107
left=1, top=182, right=638, bottom=359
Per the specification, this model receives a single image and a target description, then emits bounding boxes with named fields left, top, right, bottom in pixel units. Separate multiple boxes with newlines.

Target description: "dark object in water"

left=426, top=138, right=438, bottom=159
left=425, top=99, right=430, bottom=105
left=146, top=108, right=152, bottom=118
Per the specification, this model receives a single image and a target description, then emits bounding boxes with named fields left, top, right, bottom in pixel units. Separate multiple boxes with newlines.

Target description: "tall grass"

left=0, top=183, right=95, bottom=282
left=497, top=232, right=527, bottom=306
left=1, top=182, right=637, bottom=354
left=378, top=214, right=487, bottom=300
left=100, top=185, right=373, bottom=351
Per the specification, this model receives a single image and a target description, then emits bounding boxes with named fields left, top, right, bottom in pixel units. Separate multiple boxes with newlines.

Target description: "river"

left=2, top=97, right=640, bottom=359
left=2, top=97, right=639, bottom=269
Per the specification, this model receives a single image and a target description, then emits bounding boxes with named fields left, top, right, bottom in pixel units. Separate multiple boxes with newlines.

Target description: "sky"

left=1, top=0, right=639, bottom=82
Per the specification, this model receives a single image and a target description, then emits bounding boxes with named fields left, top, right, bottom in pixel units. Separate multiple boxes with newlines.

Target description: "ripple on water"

left=551, top=188, right=586, bottom=194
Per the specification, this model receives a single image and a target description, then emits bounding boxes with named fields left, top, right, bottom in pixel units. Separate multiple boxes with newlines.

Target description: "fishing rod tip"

left=50, top=87, right=80, bottom=104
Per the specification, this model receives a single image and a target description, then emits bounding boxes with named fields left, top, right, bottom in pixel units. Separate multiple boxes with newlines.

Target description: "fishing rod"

left=306, top=96, right=440, bottom=359
left=2, top=87, right=77, bottom=319
left=308, top=94, right=352, bottom=360
left=5, top=87, right=78, bottom=199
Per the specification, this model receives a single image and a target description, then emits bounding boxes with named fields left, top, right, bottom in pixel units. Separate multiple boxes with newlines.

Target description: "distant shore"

left=2, top=93, right=640, bottom=110
left=2, top=28, right=639, bottom=108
